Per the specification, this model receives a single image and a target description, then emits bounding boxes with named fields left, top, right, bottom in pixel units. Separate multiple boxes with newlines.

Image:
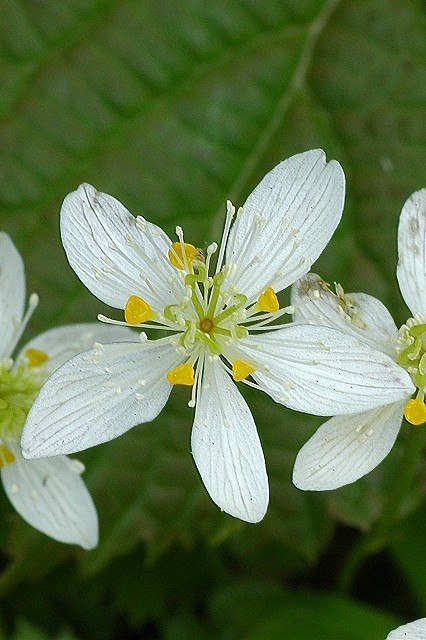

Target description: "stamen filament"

left=215, top=201, right=235, bottom=274
left=98, top=314, right=180, bottom=331
left=7, top=293, right=39, bottom=358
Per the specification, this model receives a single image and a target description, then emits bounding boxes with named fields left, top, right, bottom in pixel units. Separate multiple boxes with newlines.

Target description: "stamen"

left=6, top=293, right=39, bottom=358
left=0, top=444, right=15, bottom=468
left=166, top=363, right=195, bottom=386
left=232, top=360, right=255, bottom=382
left=188, top=350, right=204, bottom=408
left=98, top=313, right=179, bottom=331
left=244, top=305, right=294, bottom=329
left=169, top=241, right=197, bottom=271
left=258, top=287, right=279, bottom=313
left=404, top=397, right=426, bottom=426
left=124, top=296, right=154, bottom=325
left=25, top=348, right=49, bottom=367
left=215, top=201, right=235, bottom=274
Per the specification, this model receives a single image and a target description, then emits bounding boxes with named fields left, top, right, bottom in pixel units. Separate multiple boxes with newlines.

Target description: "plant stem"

left=337, top=424, right=425, bottom=594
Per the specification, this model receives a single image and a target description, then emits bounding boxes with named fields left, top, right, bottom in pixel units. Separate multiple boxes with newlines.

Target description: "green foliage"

left=211, top=583, right=400, bottom=639
left=0, top=0, right=425, bottom=637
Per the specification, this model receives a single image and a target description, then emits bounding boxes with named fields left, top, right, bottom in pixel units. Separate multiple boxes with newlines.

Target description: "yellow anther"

left=232, top=360, right=255, bottom=382
left=258, top=287, right=279, bottom=313
left=167, top=363, right=195, bottom=386
left=124, top=296, right=154, bottom=325
left=0, top=445, right=15, bottom=468
left=169, top=242, right=197, bottom=270
left=25, top=348, right=49, bottom=367
left=404, top=398, right=426, bottom=425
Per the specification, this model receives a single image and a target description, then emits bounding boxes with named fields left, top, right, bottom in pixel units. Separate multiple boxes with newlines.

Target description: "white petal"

left=21, top=339, right=180, bottom=457
left=387, top=618, right=426, bottom=639
left=293, top=401, right=405, bottom=490
left=2, top=442, right=98, bottom=549
left=232, top=325, right=414, bottom=415
left=291, top=273, right=398, bottom=358
left=0, top=232, right=26, bottom=357
left=191, top=357, right=268, bottom=522
left=224, top=150, right=345, bottom=301
left=18, top=322, right=138, bottom=372
left=397, top=189, right=426, bottom=316
left=60, top=184, right=183, bottom=310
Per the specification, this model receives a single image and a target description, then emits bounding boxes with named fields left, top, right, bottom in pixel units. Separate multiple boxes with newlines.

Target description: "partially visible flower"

left=0, top=232, right=134, bottom=548
left=21, top=150, right=412, bottom=523
left=291, top=189, right=426, bottom=491
left=386, top=618, right=426, bottom=639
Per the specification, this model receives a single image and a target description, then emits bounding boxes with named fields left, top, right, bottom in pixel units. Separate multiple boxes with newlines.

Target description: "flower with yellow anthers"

left=0, top=232, right=135, bottom=548
left=21, top=150, right=412, bottom=523
left=290, top=189, right=426, bottom=491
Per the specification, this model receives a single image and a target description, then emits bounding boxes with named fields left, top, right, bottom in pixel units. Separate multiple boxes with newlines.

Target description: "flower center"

left=397, top=315, right=426, bottom=425
left=0, top=352, right=48, bottom=443
left=199, top=317, right=215, bottom=334
left=100, top=215, right=294, bottom=406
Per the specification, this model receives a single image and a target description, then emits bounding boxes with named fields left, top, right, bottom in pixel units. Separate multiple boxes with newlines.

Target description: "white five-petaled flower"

left=386, top=618, right=426, bottom=639
left=21, top=150, right=413, bottom=523
left=291, top=189, right=426, bottom=491
left=0, top=232, right=135, bottom=548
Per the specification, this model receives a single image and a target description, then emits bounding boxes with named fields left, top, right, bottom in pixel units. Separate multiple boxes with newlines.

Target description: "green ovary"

left=0, top=359, right=45, bottom=440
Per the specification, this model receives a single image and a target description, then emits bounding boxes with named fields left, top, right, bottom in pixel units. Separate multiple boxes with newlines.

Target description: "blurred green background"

left=1, top=0, right=426, bottom=638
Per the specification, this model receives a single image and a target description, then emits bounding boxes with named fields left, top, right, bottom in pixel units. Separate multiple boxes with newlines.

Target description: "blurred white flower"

left=21, top=150, right=412, bottom=522
left=0, top=232, right=134, bottom=548
left=291, top=189, right=426, bottom=491
left=387, top=618, right=426, bottom=639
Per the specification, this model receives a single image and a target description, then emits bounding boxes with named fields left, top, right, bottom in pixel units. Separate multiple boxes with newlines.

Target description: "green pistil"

left=406, top=323, right=426, bottom=338
left=190, top=289, right=205, bottom=320
left=397, top=324, right=426, bottom=389
left=196, top=330, right=222, bottom=355
left=164, top=304, right=181, bottom=323
left=206, top=272, right=225, bottom=319
left=185, top=268, right=210, bottom=320
left=0, top=359, right=45, bottom=440
left=175, top=260, right=250, bottom=355
left=212, top=294, right=247, bottom=325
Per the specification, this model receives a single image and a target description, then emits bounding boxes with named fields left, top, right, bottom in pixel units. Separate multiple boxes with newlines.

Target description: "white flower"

left=21, top=150, right=413, bottom=523
left=291, top=189, right=426, bottom=491
left=386, top=618, right=426, bottom=639
left=0, top=232, right=135, bottom=548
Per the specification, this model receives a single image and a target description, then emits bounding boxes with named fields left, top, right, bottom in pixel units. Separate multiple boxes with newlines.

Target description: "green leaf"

left=391, top=501, right=426, bottom=611
left=10, top=622, right=80, bottom=640
left=210, top=582, right=400, bottom=640
left=247, top=591, right=400, bottom=640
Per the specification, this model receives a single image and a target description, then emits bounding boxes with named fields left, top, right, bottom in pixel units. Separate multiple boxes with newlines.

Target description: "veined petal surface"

left=18, top=322, right=138, bottom=372
left=224, top=150, right=345, bottom=302
left=191, top=357, right=268, bottom=523
left=397, top=188, right=426, bottom=316
left=234, top=325, right=414, bottom=415
left=21, top=339, right=180, bottom=457
left=387, top=618, right=426, bottom=639
left=0, top=233, right=26, bottom=358
left=293, top=401, right=405, bottom=490
left=291, top=273, right=398, bottom=358
left=60, top=184, right=183, bottom=311
left=2, top=442, right=98, bottom=549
